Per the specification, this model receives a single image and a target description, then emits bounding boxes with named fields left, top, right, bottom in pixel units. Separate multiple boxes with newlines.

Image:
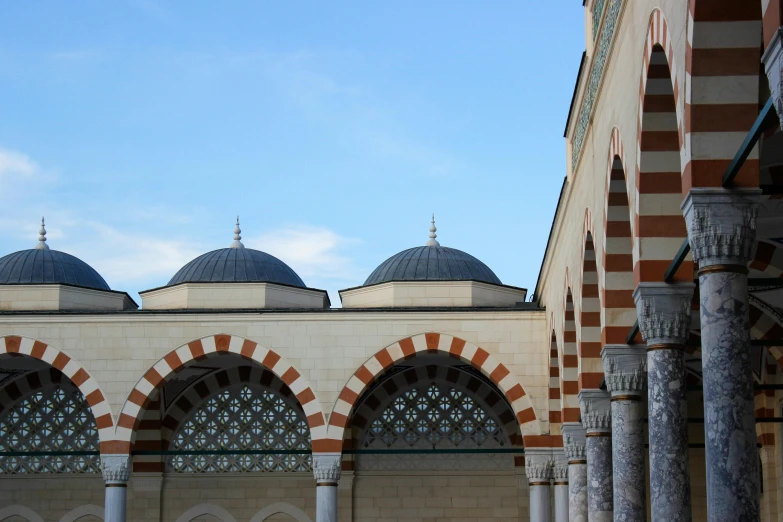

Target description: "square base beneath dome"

left=339, top=280, right=527, bottom=308
left=140, top=282, right=329, bottom=310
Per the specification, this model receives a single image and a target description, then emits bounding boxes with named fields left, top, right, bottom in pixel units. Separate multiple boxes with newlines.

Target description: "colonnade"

left=525, top=189, right=763, bottom=522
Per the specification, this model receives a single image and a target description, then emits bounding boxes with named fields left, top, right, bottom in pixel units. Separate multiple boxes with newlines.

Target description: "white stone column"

left=578, top=390, right=612, bottom=522
left=683, top=188, right=762, bottom=521
left=633, top=282, right=695, bottom=522
left=313, top=454, right=341, bottom=522
left=525, top=449, right=553, bottom=522
left=602, top=345, right=647, bottom=521
left=562, top=423, right=587, bottom=522
left=553, top=450, right=569, bottom=522
left=762, top=28, right=783, bottom=128
left=102, top=455, right=131, bottom=522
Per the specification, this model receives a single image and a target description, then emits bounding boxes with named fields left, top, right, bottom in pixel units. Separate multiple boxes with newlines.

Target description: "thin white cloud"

left=0, top=148, right=37, bottom=178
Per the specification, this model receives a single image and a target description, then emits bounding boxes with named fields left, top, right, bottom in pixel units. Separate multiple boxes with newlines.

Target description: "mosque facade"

left=1, top=1, right=783, bottom=521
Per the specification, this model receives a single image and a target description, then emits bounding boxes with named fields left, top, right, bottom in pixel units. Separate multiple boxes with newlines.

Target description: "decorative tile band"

left=572, top=0, right=623, bottom=173
left=592, top=0, right=606, bottom=40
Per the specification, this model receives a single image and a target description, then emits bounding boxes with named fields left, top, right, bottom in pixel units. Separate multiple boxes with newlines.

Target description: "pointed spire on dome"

left=230, top=216, right=245, bottom=249
left=34, top=217, right=49, bottom=250
left=425, top=214, right=440, bottom=247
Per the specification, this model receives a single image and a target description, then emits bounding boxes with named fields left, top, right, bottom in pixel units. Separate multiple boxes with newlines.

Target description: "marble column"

left=553, top=450, right=569, bottom=522
left=602, top=344, right=647, bottom=521
left=102, top=455, right=131, bottom=522
left=578, top=390, right=612, bottom=522
left=313, top=454, right=341, bottom=522
left=562, top=423, right=587, bottom=522
left=762, top=27, right=783, bottom=128
left=633, top=282, right=695, bottom=522
left=683, top=188, right=762, bottom=521
left=525, top=448, right=553, bottom=522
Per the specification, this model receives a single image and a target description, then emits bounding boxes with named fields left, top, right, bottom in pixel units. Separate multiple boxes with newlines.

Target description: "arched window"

left=0, top=386, right=100, bottom=474
left=363, top=383, right=505, bottom=449
left=168, top=385, right=311, bottom=473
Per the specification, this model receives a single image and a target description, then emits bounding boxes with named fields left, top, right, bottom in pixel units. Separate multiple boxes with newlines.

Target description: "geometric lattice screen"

left=168, top=385, right=312, bottom=473
left=362, top=383, right=506, bottom=449
left=0, top=386, right=100, bottom=474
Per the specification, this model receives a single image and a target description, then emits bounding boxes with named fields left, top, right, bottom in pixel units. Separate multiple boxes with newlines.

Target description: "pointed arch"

left=634, top=9, right=692, bottom=284
left=0, top=505, right=45, bottom=522
left=250, top=503, right=312, bottom=522
left=326, top=332, right=541, bottom=452
left=0, top=336, right=114, bottom=450
left=58, top=505, right=104, bottom=522
left=579, top=211, right=602, bottom=389
left=561, top=278, right=579, bottom=422
left=548, top=329, right=562, bottom=434
left=112, top=334, right=326, bottom=454
left=602, top=128, right=639, bottom=346
left=174, top=504, right=237, bottom=522
left=685, top=0, right=762, bottom=191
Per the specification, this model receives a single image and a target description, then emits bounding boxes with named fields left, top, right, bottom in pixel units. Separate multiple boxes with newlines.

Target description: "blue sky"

left=0, top=1, right=584, bottom=305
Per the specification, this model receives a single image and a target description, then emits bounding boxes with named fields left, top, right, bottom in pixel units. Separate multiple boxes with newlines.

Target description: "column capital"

left=682, top=187, right=761, bottom=268
left=633, top=282, right=695, bottom=345
left=763, top=28, right=783, bottom=130
left=562, top=422, right=587, bottom=462
left=601, top=344, right=646, bottom=396
left=313, top=453, right=342, bottom=483
left=101, top=454, right=131, bottom=484
left=552, top=448, right=569, bottom=481
left=578, top=389, right=611, bottom=435
left=524, top=448, right=554, bottom=483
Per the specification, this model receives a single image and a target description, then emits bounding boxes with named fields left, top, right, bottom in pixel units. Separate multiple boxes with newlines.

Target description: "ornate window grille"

left=0, top=386, right=100, bottom=474
left=363, top=383, right=506, bottom=449
left=168, top=385, right=311, bottom=473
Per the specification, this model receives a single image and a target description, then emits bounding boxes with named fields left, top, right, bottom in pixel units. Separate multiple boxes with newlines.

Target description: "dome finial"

left=34, top=217, right=49, bottom=250
left=230, top=216, right=244, bottom=249
left=425, top=213, right=440, bottom=247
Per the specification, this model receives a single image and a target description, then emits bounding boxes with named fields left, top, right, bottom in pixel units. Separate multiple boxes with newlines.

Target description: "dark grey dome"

left=168, top=247, right=306, bottom=288
left=364, top=246, right=502, bottom=286
left=0, top=249, right=110, bottom=291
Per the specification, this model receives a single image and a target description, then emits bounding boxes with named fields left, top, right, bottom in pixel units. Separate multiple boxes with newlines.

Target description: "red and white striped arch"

left=580, top=212, right=603, bottom=390
left=326, top=332, right=541, bottom=452
left=111, top=334, right=326, bottom=454
left=685, top=1, right=762, bottom=192
left=602, top=128, right=640, bottom=345
left=0, top=335, right=115, bottom=450
left=634, top=9, right=692, bottom=285
left=548, top=329, right=562, bottom=434
left=561, top=284, right=579, bottom=422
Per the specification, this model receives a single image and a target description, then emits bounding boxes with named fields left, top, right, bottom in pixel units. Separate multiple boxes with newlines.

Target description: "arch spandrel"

left=326, top=332, right=544, bottom=453
left=0, top=335, right=115, bottom=450
left=112, top=334, right=326, bottom=454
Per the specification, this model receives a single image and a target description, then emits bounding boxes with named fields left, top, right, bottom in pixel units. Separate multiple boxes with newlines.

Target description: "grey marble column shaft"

left=634, top=283, right=695, bottom=522
left=563, top=423, right=587, bottom=522
left=102, top=455, right=131, bottom=522
left=602, top=345, right=646, bottom=521
left=684, top=188, right=762, bottom=521
left=313, top=454, right=341, bottom=522
left=578, top=390, right=612, bottom=522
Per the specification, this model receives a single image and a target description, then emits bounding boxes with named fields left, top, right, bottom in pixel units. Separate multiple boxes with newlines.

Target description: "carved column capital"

left=578, top=389, right=611, bottom=434
left=562, top=422, right=587, bottom=462
left=552, top=448, right=569, bottom=481
left=524, top=448, right=554, bottom=483
left=682, top=187, right=761, bottom=268
left=601, top=344, right=647, bottom=396
left=313, top=454, right=342, bottom=483
left=633, top=283, right=695, bottom=345
left=763, top=28, right=783, bottom=130
left=101, top=454, right=131, bottom=484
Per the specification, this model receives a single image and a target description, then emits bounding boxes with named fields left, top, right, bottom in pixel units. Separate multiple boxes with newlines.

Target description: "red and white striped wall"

left=326, top=332, right=541, bottom=453
left=561, top=287, right=579, bottom=422
left=0, top=336, right=114, bottom=451
left=579, top=224, right=603, bottom=390
left=635, top=9, right=692, bottom=285
left=602, top=128, right=640, bottom=345
left=685, top=1, right=762, bottom=192
left=112, top=334, right=325, bottom=455
left=548, top=330, right=562, bottom=434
